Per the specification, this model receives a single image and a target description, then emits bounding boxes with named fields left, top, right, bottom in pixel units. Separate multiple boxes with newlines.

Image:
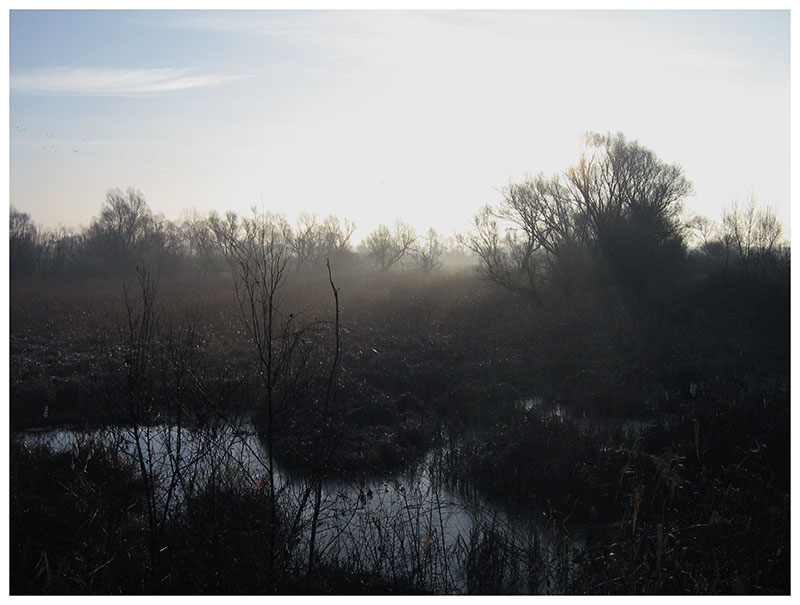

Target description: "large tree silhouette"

left=464, top=132, right=693, bottom=296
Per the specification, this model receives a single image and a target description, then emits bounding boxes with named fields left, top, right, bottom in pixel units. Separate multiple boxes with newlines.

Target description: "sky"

left=8, top=9, right=792, bottom=244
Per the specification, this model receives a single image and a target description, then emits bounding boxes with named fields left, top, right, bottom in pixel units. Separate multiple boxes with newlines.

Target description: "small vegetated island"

left=10, top=133, right=789, bottom=595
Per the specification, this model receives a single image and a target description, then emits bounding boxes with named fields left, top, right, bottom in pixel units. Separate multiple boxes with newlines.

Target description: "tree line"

left=10, top=131, right=789, bottom=290
left=9, top=192, right=453, bottom=279
left=460, top=132, right=788, bottom=300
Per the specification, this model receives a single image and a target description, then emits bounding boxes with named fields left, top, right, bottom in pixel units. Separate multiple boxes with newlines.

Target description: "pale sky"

left=8, top=9, right=792, bottom=243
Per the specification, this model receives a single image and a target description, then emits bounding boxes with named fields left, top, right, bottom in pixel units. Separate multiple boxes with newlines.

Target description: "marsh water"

left=18, top=416, right=582, bottom=594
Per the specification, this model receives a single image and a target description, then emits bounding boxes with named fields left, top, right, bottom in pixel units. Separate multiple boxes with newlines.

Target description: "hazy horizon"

left=9, top=9, right=791, bottom=243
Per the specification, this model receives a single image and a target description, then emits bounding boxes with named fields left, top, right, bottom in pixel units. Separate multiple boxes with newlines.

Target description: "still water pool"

left=18, top=420, right=581, bottom=594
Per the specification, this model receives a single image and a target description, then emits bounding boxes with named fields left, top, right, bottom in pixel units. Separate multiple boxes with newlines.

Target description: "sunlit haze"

left=9, top=9, right=791, bottom=243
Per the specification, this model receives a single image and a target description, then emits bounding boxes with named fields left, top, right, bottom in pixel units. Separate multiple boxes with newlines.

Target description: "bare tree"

left=209, top=208, right=294, bottom=574
left=363, top=220, right=417, bottom=270
left=181, top=209, right=223, bottom=275
left=86, top=188, right=154, bottom=272
left=307, top=259, right=341, bottom=577
left=42, top=225, right=85, bottom=274
left=413, top=227, right=446, bottom=273
left=147, top=213, right=186, bottom=272
left=459, top=205, right=535, bottom=294
left=209, top=207, right=346, bottom=578
left=290, top=212, right=322, bottom=271
left=685, top=214, right=716, bottom=249
left=722, top=196, right=783, bottom=280
left=320, top=215, right=356, bottom=259
left=291, top=213, right=357, bottom=271
left=464, top=132, right=693, bottom=296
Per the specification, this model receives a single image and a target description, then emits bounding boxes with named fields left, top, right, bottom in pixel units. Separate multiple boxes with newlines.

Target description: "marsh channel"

left=17, top=407, right=588, bottom=594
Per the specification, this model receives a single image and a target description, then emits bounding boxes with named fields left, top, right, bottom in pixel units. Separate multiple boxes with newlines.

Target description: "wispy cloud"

left=160, top=10, right=344, bottom=36
left=11, top=66, right=237, bottom=96
left=158, top=10, right=368, bottom=52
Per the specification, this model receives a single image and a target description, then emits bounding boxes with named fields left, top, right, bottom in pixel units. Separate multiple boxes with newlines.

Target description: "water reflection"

left=18, top=421, right=580, bottom=594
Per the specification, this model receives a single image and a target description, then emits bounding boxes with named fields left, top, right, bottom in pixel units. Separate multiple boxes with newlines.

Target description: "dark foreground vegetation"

left=10, top=133, right=790, bottom=594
